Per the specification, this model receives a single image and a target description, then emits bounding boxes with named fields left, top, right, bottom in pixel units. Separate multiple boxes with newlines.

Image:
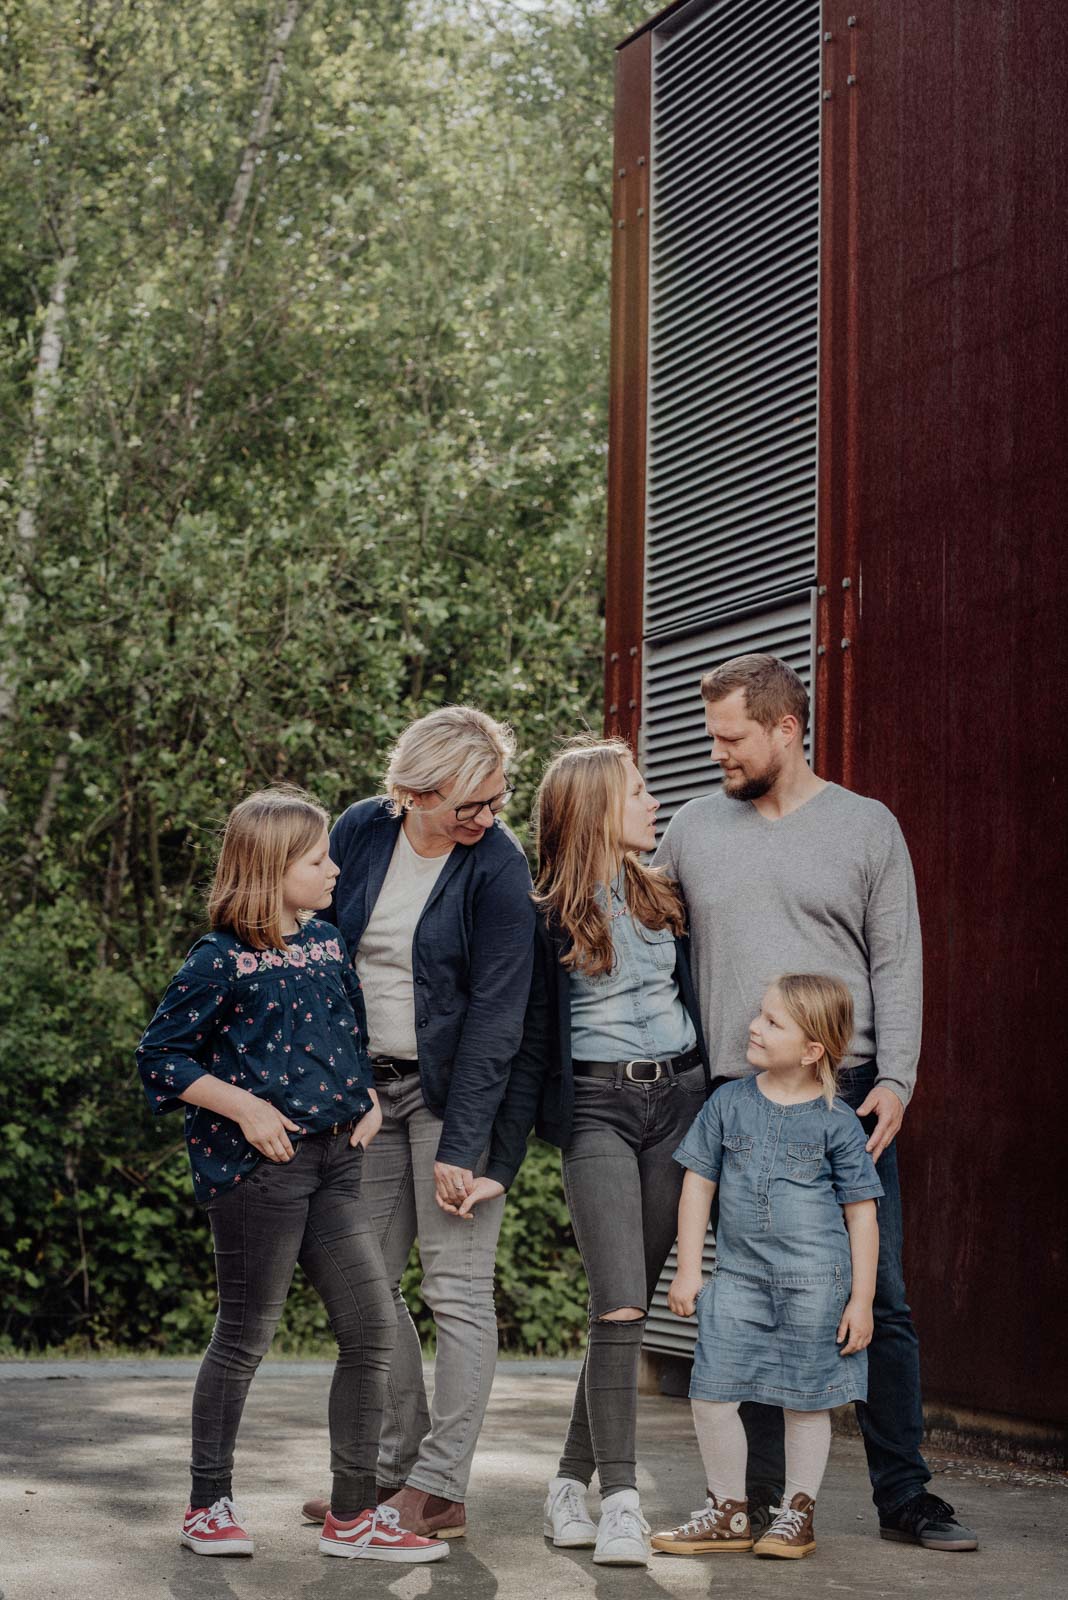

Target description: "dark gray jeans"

left=191, top=1128, right=395, bottom=1517
left=557, top=1063, right=707, bottom=1496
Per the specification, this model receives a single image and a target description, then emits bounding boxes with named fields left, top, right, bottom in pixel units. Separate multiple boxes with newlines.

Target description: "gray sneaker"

left=594, top=1489, right=650, bottom=1566
left=543, top=1477, right=598, bottom=1548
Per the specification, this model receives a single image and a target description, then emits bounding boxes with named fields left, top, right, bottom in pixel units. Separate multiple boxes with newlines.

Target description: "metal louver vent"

left=639, top=0, right=822, bottom=1366
left=644, top=0, right=822, bottom=639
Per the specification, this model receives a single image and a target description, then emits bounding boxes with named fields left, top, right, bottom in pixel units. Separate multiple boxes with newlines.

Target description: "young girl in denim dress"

left=136, top=787, right=446, bottom=1568
left=654, top=974, right=882, bottom=1561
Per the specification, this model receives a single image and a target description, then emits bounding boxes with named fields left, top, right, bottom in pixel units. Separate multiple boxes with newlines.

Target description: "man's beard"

left=723, top=762, right=780, bottom=802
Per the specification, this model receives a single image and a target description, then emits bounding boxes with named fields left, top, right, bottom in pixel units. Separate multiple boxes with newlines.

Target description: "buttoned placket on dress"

left=756, top=1101, right=782, bottom=1233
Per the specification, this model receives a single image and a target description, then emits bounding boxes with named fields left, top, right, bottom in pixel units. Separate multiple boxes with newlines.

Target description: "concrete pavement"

left=3, top=1359, right=1065, bottom=1600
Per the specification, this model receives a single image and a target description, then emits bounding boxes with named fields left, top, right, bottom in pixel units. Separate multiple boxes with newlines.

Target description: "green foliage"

left=0, top=0, right=642, bottom=1352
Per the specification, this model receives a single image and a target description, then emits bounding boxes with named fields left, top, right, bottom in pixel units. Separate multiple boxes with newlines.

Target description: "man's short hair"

left=700, top=653, right=809, bottom=735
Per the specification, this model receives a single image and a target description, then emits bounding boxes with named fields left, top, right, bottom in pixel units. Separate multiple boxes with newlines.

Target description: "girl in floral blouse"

left=136, top=786, right=446, bottom=1567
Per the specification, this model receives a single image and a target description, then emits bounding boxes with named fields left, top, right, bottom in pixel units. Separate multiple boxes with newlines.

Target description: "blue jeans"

left=738, top=1063, right=931, bottom=1517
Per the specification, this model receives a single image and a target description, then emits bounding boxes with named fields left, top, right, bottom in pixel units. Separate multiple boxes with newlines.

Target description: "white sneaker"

left=593, top=1488, right=650, bottom=1566
left=543, top=1476, right=599, bottom=1548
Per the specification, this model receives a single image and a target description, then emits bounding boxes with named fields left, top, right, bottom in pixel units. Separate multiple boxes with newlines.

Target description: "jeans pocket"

left=786, top=1141, right=823, bottom=1182
left=723, top=1134, right=754, bottom=1170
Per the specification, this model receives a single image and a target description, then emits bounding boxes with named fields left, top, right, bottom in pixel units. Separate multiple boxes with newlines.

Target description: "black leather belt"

left=371, top=1056, right=420, bottom=1083
left=573, top=1045, right=703, bottom=1083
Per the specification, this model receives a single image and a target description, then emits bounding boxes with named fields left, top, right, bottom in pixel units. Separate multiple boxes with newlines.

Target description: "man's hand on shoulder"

left=856, top=1084, right=905, bottom=1161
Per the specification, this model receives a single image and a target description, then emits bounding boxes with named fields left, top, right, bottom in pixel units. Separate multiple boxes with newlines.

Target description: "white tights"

left=691, top=1400, right=832, bottom=1504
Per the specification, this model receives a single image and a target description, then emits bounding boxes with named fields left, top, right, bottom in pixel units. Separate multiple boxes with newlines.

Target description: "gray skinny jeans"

left=192, top=1129, right=395, bottom=1517
left=558, top=1063, right=707, bottom=1497
left=362, top=1073, right=506, bottom=1500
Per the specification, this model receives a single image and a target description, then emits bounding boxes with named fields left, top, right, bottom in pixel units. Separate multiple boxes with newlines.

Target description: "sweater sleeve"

left=434, top=848, right=536, bottom=1169
left=484, top=922, right=554, bottom=1189
left=865, top=815, right=923, bottom=1106
left=135, top=940, right=232, bottom=1115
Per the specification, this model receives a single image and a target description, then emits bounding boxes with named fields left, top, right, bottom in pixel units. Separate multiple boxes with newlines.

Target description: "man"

left=654, top=652, right=977, bottom=1552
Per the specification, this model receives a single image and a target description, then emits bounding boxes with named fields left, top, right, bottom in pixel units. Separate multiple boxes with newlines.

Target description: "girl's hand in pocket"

left=237, top=1096, right=302, bottom=1162
left=349, top=1090, right=383, bottom=1152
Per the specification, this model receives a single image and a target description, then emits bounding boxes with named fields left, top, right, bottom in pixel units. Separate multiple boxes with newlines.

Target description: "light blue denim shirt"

left=569, top=878, right=697, bottom=1061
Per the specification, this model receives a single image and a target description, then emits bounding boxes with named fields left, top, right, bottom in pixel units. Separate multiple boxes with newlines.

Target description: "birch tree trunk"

left=0, top=235, right=78, bottom=793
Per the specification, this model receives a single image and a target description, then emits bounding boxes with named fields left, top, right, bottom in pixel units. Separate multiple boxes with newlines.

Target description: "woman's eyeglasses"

left=430, top=787, right=514, bottom=823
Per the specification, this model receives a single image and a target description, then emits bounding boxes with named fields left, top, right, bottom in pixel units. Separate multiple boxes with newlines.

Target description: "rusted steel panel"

left=818, top=0, right=1068, bottom=1424
left=604, top=33, right=651, bottom=749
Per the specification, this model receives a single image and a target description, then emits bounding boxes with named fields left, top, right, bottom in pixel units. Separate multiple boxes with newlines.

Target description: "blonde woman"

left=300, top=706, right=535, bottom=1541
left=482, top=737, right=711, bottom=1566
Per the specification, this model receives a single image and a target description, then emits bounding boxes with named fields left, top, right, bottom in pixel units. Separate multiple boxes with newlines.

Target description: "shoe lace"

left=559, top=1483, right=588, bottom=1523
left=604, top=1503, right=649, bottom=1541
left=207, top=1497, right=241, bottom=1529
left=370, top=1505, right=403, bottom=1535
left=902, top=1493, right=956, bottom=1530
left=679, top=1501, right=725, bottom=1534
left=766, top=1502, right=806, bottom=1539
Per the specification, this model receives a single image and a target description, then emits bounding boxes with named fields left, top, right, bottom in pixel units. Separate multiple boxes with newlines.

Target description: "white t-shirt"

left=355, top=825, right=452, bottom=1059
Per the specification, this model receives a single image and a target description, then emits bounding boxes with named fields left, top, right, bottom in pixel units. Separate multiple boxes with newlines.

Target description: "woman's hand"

left=349, top=1089, right=383, bottom=1152
left=237, top=1097, right=302, bottom=1162
left=667, top=1271, right=704, bottom=1317
left=435, top=1176, right=505, bottom=1219
left=837, top=1297, right=874, bottom=1355
left=433, top=1160, right=474, bottom=1210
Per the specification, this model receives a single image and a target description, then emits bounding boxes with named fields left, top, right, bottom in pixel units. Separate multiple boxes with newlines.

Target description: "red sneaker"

left=319, top=1505, right=449, bottom=1563
left=181, top=1497, right=254, bottom=1556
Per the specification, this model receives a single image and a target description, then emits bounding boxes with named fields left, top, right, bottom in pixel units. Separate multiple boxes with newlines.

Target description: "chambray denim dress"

left=675, top=1075, right=883, bottom=1410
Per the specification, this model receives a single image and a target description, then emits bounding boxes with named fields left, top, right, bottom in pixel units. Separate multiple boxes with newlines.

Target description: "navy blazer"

left=329, top=798, right=535, bottom=1170
left=486, top=906, right=711, bottom=1189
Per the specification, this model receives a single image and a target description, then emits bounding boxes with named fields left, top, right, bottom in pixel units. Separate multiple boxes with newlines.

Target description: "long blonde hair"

left=775, top=974, right=855, bottom=1107
left=533, top=737, right=686, bottom=976
left=207, top=786, right=328, bottom=950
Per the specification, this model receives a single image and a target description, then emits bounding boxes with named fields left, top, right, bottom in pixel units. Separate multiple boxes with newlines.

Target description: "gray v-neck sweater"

left=654, top=782, right=922, bottom=1105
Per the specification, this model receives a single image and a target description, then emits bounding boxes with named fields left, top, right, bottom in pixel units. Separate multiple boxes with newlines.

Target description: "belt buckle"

left=374, top=1057, right=404, bottom=1081
left=625, top=1058, right=662, bottom=1083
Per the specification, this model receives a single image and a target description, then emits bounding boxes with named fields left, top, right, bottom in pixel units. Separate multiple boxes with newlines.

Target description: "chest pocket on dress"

left=723, top=1134, right=754, bottom=1170
left=786, top=1141, right=823, bottom=1181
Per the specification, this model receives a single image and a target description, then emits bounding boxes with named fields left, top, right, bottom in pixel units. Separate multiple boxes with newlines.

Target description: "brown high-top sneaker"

left=651, top=1493, right=753, bottom=1554
left=752, top=1493, right=816, bottom=1559
left=379, top=1486, right=467, bottom=1540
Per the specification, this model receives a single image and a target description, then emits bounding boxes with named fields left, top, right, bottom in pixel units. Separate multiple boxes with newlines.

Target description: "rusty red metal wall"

left=611, top=0, right=1067, bottom=1426
left=603, top=33, right=650, bottom=751
left=816, top=0, right=1068, bottom=1424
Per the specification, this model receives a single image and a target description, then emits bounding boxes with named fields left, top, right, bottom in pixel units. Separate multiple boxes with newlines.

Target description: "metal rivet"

left=841, top=638, right=851, bottom=649
left=847, top=73, right=857, bottom=85
left=627, top=698, right=637, bottom=709
left=823, top=89, right=833, bottom=100
left=637, top=155, right=646, bottom=166
left=609, top=703, right=618, bottom=714
left=629, top=645, right=638, bottom=657
left=610, top=651, right=620, bottom=662
left=817, top=645, right=827, bottom=656
left=842, top=577, right=851, bottom=589
left=823, top=31, right=833, bottom=42
left=818, top=584, right=827, bottom=596
left=847, top=14, right=857, bottom=25
left=617, top=219, right=624, bottom=229
left=618, top=167, right=626, bottom=178
left=637, top=207, right=645, bottom=218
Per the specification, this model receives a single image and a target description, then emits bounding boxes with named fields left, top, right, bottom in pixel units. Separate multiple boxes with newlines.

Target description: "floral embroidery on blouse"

left=135, top=918, right=373, bottom=1200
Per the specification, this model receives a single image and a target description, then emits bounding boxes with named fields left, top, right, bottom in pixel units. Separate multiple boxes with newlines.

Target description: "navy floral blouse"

left=136, top=917, right=374, bottom=1201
